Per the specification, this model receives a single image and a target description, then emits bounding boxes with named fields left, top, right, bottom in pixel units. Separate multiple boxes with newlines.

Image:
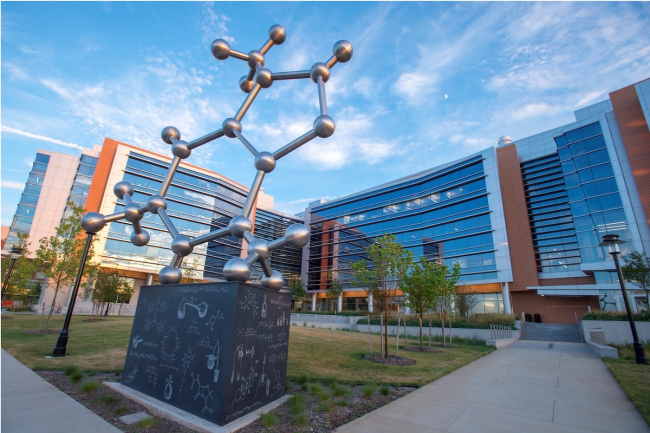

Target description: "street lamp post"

left=599, top=234, right=648, bottom=365
left=2, top=246, right=24, bottom=299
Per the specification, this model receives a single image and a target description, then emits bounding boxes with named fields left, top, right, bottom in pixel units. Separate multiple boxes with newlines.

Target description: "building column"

left=502, top=282, right=512, bottom=315
left=311, top=293, right=316, bottom=311
left=368, top=293, right=373, bottom=312
left=337, top=293, right=343, bottom=313
left=146, top=274, right=154, bottom=286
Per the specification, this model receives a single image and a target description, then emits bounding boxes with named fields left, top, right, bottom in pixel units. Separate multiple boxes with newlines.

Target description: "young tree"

left=33, top=202, right=95, bottom=330
left=89, top=268, right=133, bottom=317
left=352, top=234, right=413, bottom=359
left=622, top=251, right=650, bottom=310
left=401, top=257, right=435, bottom=348
left=1, top=233, right=35, bottom=305
left=181, top=255, right=202, bottom=284
left=433, top=262, right=462, bottom=346
left=326, top=278, right=344, bottom=312
left=456, top=283, right=480, bottom=321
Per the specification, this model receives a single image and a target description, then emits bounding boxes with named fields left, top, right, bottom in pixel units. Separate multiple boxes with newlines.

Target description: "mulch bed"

left=36, top=371, right=193, bottom=433
left=23, top=329, right=59, bottom=334
left=363, top=354, right=416, bottom=366
left=83, top=318, right=108, bottom=322
left=402, top=346, right=441, bottom=353
left=238, top=382, right=414, bottom=433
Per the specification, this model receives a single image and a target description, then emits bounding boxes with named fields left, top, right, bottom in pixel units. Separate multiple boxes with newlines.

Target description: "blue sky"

left=2, top=2, right=650, bottom=226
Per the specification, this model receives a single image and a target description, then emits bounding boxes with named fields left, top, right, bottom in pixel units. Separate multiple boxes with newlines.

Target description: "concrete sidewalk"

left=1, top=349, right=121, bottom=433
left=336, top=341, right=650, bottom=433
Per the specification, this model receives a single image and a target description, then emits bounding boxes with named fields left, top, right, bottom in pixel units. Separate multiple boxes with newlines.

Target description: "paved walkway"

left=1, top=349, right=121, bottom=433
left=337, top=341, right=650, bottom=433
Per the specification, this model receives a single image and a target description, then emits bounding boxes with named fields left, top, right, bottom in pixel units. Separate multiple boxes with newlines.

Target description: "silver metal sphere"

left=131, top=229, right=150, bottom=247
left=159, top=266, right=183, bottom=285
left=161, top=126, right=181, bottom=144
left=333, top=40, right=353, bottom=63
left=239, top=76, right=254, bottom=93
left=255, top=67, right=273, bottom=88
left=146, top=195, right=167, bottom=214
left=171, top=235, right=194, bottom=257
left=113, top=181, right=134, bottom=199
left=124, top=204, right=143, bottom=223
left=313, top=115, right=336, bottom=138
left=268, top=25, right=286, bottom=45
left=228, top=215, right=252, bottom=238
left=222, top=118, right=242, bottom=138
left=247, top=239, right=270, bottom=260
left=254, top=151, right=276, bottom=173
left=223, top=257, right=251, bottom=282
left=261, top=270, right=284, bottom=290
left=247, top=50, right=265, bottom=68
left=285, top=223, right=309, bottom=248
left=81, top=212, right=106, bottom=234
left=211, top=39, right=231, bottom=60
left=172, top=140, right=191, bottom=159
left=310, top=62, right=330, bottom=83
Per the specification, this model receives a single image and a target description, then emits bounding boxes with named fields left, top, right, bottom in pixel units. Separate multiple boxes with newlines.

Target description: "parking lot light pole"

left=599, top=234, right=647, bottom=365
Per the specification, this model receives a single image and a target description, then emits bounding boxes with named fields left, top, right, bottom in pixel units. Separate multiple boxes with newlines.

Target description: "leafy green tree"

left=89, top=267, right=133, bottom=317
left=326, top=278, right=344, bottom=311
left=1, top=233, right=35, bottom=305
left=622, top=251, right=650, bottom=310
left=456, top=283, right=480, bottom=320
left=181, top=255, right=202, bottom=284
left=33, top=202, right=96, bottom=330
left=433, top=262, right=462, bottom=346
left=352, top=234, right=413, bottom=359
left=290, top=278, right=307, bottom=299
left=401, top=257, right=438, bottom=348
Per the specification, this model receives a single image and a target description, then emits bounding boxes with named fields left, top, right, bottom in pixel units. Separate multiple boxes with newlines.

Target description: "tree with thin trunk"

left=352, top=234, right=413, bottom=360
left=433, top=262, right=462, bottom=346
left=33, top=202, right=95, bottom=331
left=326, top=278, right=343, bottom=312
left=181, top=255, right=202, bottom=284
left=622, top=251, right=650, bottom=310
left=88, top=267, right=132, bottom=317
left=1, top=233, right=34, bottom=306
left=401, top=257, right=436, bottom=348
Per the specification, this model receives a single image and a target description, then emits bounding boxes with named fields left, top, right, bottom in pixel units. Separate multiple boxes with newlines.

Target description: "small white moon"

left=445, top=94, right=448, bottom=98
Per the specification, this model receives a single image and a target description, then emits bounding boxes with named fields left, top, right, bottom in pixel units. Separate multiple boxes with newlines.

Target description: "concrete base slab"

left=105, top=382, right=290, bottom=433
left=119, top=412, right=153, bottom=425
left=586, top=340, right=619, bottom=359
left=486, top=337, right=519, bottom=349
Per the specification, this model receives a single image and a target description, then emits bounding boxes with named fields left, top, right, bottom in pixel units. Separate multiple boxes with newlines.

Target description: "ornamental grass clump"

left=259, top=411, right=277, bottom=428
left=361, top=384, right=376, bottom=399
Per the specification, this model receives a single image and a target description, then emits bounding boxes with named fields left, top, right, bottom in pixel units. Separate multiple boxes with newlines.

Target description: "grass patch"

left=324, top=376, right=337, bottom=387
left=317, top=402, right=333, bottom=412
left=134, top=417, right=161, bottom=429
left=288, top=394, right=305, bottom=415
left=1, top=316, right=493, bottom=387
left=78, top=380, right=101, bottom=393
left=379, top=385, right=390, bottom=395
left=310, top=383, right=322, bottom=395
left=292, top=412, right=308, bottom=426
left=70, top=371, right=84, bottom=383
left=361, top=384, right=376, bottom=398
left=112, top=405, right=129, bottom=416
left=98, top=394, right=119, bottom=404
left=604, top=358, right=650, bottom=425
left=334, top=398, right=349, bottom=407
left=63, top=365, right=79, bottom=376
left=316, top=390, right=331, bottom=402
left=332, top=384, right=348, bottom=397
left=259, top=411, right=277, bottom=428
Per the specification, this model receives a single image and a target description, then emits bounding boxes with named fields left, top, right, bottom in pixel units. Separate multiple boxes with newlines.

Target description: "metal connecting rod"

left=273, top=130, right=318, bottom=160
left=326, top=56, right=338, bottom=69
left=159, top=157, right=181, bottom=196
left=245, top=252, right=259, bottom=265
left=260, top=259, right=273, bottom=277
left=267, top=237, right=287, bottom=251
left=188, top=226, right=230, bottom=247
left=105, top=212, right=126, bottom=223
left=241, top=170, right=265, bottom=218
left=271, top=71, right=310, bottom=80
left=188, top=129, right=225, bottom=150
left=234, top=84, right=262, bottom=121
left=233, top=130, right=259, bottom=156
left=157, top=208, right=179, bottom=239
left=229, top=50, right=250, bottom=61
left=171, top=254, right=183, bottom=268
left=317, top=76, right=327, bottom=116
left=243, top=231, right=255, bottom=244
left=260, top=39, right=274, bottom=55
left=132, top=221, right=143, bottom=234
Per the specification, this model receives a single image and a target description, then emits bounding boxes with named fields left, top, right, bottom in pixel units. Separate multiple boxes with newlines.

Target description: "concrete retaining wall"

left=581, top=320, right=650, bottom=345
left=586, top=341, right=619, bottom=359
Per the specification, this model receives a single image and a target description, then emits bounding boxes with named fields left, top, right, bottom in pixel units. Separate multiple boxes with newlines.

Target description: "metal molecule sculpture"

left=80, top=25, right=353, bottom=289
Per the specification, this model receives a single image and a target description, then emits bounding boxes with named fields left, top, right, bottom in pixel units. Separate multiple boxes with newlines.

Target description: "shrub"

left=317, top=402, right=333, bottom=412
left=583, top=311, right=650, bottom=322
left=99, top=394, right=119, bottom=404
left=332, top=384, right=348, bottom=397
left=334, top=398, right=349, bottom=407
left=357, top=312, right=515, bottom=328
left=361, top=384, right=376, bottom=399
left=310, top=383, right=322, bottom=395
left=379, top=385, right=390, bottom=396
left=79, top=381, right=101, bottom=393
left=70, top=371, right=84, bottom=383
left=293, top=412, right=308, bottom=426
left=296, top=374, right=309, bottom=385
left=112, top=405, right=129, bottom=416
left=259, top=411, right=277, bottom=428
left=317, top=390, right=331, bottom=402
left=288, top=394, right=305, bottom=415
left=135, top=417, right=161, bottom=429
left=64, top=365, right=79, bottom=376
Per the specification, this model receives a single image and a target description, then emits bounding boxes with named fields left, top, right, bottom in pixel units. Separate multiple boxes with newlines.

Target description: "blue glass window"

left=587, top=197, right=601, bottom=212
left=554, top=135, right=568, bottom=148
left=582, top=183, right=597, bottom=198
left=567, top=187, right=585, bottom=202
left=584, top=135, right=606, bottom=152
left=591, top=163, right=614, bottom=179
left=558, top=147, right=573, bottom=161
left=570, top=141, right=587, bottom=157
left=35, top=153, right=50, bottom=164
left=595, top=178, right=618, bottom=195
left=574, top=155, right=590, bottom=170
left=565, top=173, right=580, bottom=188
left=581, top=122, right=602, bottom=138
left=573, top=216, right=593, bottom=231
left=598, top=193, right=623, bottom=211
left=570, top=201, right=589, bottom=216
left=588, top=149, right=610, bottom=166
left=561, top=161, right=576, bottom=174
left=578, top=168, right=593, bottom=183
left=565, top=128, right=583, bottom=144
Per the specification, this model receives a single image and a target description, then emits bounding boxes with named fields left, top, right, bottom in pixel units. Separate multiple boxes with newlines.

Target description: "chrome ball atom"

left=124, top=204, right=142, bottom=222
left=113, top=181, right=134, bottom=199
left=211, top=39, right=231, bottom=60
left=254, top=151, right=276, bottom=173
left=228, top=216, right=252, bottom=238
left=247, top=239, right=270, bottom=260
left=171, top=235, right=193, bottom=257
left=222, top=118, right=242, bottom=138
left=255, top=68, right=273, bottom=88
left=161, top=126, right=181, bottom=144
left=159, top=266, right=183, bottom=285
left=268, top=25, right=286, bottom=45
left=223, top=257, right=251, bottom=282
left=310, top=63, right=330, bottom=83
left=261, top=270, right=284, bottom=290
left=131, top=230, right=150, bottom=247
left=239, top=76, right=254, bottom=93
left=285, top=224, right=310, bottom=248
left=81, top=212, right=106, bottom=234
left=171, top=140, right=191, bottom=159
left=333, top=40, right=353, bottom=63
left=247, top=50, right=265, bottom=68
left=314, top=115, right=336, bottom=138
left=146, top=195, right=167, bottom=214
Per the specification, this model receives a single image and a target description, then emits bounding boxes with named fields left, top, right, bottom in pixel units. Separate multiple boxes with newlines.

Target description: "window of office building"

left=62, top=154, right=98, bottom=219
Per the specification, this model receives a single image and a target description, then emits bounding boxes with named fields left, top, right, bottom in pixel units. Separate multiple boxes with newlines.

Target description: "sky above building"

left=2, top=2, right=650, bottom=226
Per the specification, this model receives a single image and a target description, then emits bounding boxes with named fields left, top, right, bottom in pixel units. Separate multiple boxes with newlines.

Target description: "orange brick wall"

left=512, top=291, right=600, bottom=324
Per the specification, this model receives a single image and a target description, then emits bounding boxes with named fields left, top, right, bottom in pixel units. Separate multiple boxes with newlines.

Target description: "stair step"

left=520, top=323, right=583, bottom=343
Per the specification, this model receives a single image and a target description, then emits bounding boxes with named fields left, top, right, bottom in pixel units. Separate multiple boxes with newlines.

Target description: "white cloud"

left=1, top=125, right=83, bottom=150
left=199, top=3, right=234, bottom=44
left=393, top=72, right=437, bottom=103
left=2, top=63, right=29, bottom=80
left=1, top=180, right=24, bottom=190
left=511, top=103, right=565, bottom=121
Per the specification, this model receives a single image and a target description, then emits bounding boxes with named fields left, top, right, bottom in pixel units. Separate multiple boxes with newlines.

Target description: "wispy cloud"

left=1, top=125, right=83, bottom=150
left=1, top=180, right=24, bottom=190
left=198, top=2, right=234, bottom=44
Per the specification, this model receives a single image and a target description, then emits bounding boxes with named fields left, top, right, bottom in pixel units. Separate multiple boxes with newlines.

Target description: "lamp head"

left=599, top=233, right=626, bottom=254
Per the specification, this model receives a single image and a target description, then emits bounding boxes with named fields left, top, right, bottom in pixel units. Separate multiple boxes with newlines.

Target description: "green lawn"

left=605, top=357, right=650, bottom=425
left=1, top=315, right=493, bottom=386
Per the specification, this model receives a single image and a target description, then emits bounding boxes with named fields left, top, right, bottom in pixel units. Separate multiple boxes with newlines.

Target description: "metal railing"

left=589, top=328, right=607, bottom=346
left=490, top=324, right=513, bottom=340
left=575, top=311, right=585, bottom=343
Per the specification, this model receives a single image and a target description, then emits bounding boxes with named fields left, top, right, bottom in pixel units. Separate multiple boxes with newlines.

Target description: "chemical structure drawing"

left=191, top=373, right=215, bottom=414
left=132, top=335, right=143, bottom=348
left=268, top=352, right=286, bottom=364
left=261, top=295, right=267, bottom=318
left=246, top=347, right=255, bottom=357
left=78, top=25, right=353, bottom=289
left=146, top=365, right=158, bottom=386
left=205, top=312, right=224, bottom=331
left=178, top=297, right=208, bottom=319
left=161, top=327, right=181, bottom=362
left=144, top=314, right=166, bottom=333
left=178, top=346, right=196, bottom=399
left=271, top=370, right=283, bottom=395
left=206, top=340, right=222, bottom=383
left=239, top=291, right=259, bottom=317
left=231, top=344, right=244, bottom=383
left=164, top=375, right=173, bottom=400
left=277, top=311, right=288, bottom=327
left=145, top=296, right=168, bottom=314
left=186, top=319, right=200, bottom=335
left=198, top=334, right=212, bottom=348
left=277, top=330, right=288, bottom=342
left=255, top=354, right=270, bottom=398
left=232, top=361, right=259, bottom=405
left=123, top=365, right=139, bottom=385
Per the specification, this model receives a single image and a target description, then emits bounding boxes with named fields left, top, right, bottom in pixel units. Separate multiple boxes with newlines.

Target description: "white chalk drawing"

left=255, top=354, right=271, bottom=398
left=236, top=328, right=245, bottom=337
left=231, top=344, right=244, bottom=383
left=261, top=295, right=267, bottom=318
left=144, top=314, right=166, bottom=333
left=143, top=341, right=158, bottom=348
left=270, top=298, right=291, bottom=310
left=198, top=334, right=212, bottom=348
left=205, top=311, right=224, bottom=331
left=132, top=335, right=143, bottom=348
left=164, top=375, right=173, bottom=400
left=145, top=296, right=168, bottom=314
left=186, top=319, right=200, bottom=335
left=277, top=311, right=288, bottom=327
left=159, top=363, right=179, bottom=371
left=239, top=291, right=259, bottom=318
left=268, top=352, right=286, bottom=363
left=146, top=365, right=158, bottom=386
left=178, top=297, right=208, bottom=319
left=206, top=340, right=222, bottom=383
left=178, top=345, right=196, bottom=399
left=122, top=365, right=138, bottom=385
left=191, top=373, right=214, bottom=414
left=129, top=350, right=158, bottom=361
left=277, top=330, right=288, bottom=342
left=161, top=327, right=181, bottom=362
left=246, top=347, right=255, bottom=357
left=271, top=370, right=283, bottom=395
left=233, top=361, right=258, bottom=405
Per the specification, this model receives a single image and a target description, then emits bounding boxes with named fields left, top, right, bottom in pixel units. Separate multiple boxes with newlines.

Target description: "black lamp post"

left=2, top=246, right=24, bottom=299
left=599, top=234, right=648, bottom=365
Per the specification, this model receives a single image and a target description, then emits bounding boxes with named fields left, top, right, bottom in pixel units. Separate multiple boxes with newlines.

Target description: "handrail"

left=490, top=324, right=513, bottom=340
left=575, top=311, right=585, bottom=343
